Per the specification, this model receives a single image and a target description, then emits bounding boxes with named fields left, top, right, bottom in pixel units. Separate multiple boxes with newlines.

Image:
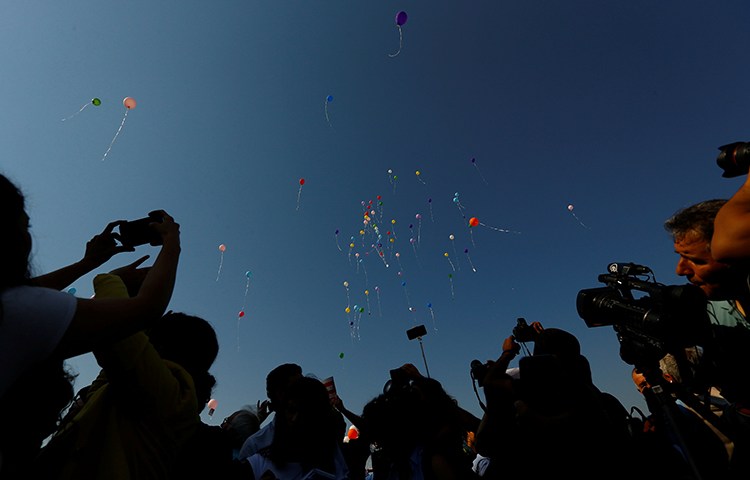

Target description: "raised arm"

left=713, top=173, right=750, bottom=263
left=32, top=220, right=135, bottom=290
left=54, top=211, right=180, bottom=358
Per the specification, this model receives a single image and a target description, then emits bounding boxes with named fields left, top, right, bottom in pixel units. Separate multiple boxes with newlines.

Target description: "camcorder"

left=716, top=141, right=750, bottom=178
left=117, top=211, right=164, bottom=248
left=576, top=262, right=712, bottom=367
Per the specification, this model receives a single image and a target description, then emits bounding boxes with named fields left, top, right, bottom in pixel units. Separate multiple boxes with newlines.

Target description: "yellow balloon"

left=345, top=307, right=351, bottom=313
left=444, top=252, right=449, bottom=257
left=416, top=170, right=421, bottom=176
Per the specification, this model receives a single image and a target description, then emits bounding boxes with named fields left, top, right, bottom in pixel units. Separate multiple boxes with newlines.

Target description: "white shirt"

left=0, top=286, right=76, bottom=397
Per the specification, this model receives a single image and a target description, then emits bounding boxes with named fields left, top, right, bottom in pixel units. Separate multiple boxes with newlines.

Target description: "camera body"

left=577, top=262, right=711, bottom=366
left=512, top=317, right=536, bottom=343
left=118, top=211, right=164, bottom=248
left=470, top=360, right=489, bottom=387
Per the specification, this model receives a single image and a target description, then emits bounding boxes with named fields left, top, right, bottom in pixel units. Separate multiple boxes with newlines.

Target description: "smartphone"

left=406, top=324, right=427, bottom=340
left=118, top=213, right=163, bottom=247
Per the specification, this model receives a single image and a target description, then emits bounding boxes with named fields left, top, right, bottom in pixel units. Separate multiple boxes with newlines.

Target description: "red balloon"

left=347, top=426, right=359, bottom=440
left=299, top=178, right=305, bottom=185
left=469, top=217, right=479, bottom=227
left=238, top=311, right=245, bottom=318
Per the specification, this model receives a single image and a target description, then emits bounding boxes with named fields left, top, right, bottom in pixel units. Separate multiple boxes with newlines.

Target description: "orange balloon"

left=123, top=97, right=137, bottom=109
left=207, top=398, right=218, bottom=409
left=347, top=426, right=359, bottom=440
left=469, top=217, right=479, bottom=227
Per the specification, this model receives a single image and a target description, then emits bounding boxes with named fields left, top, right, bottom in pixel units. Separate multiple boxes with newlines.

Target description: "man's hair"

left=266, top=363, right=302, bottom=393
left=664, top=199, right=727, bottom=243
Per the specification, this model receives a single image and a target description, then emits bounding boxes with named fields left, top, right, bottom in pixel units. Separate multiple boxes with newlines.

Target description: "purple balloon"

left=395, top=11, right=408, bottom=26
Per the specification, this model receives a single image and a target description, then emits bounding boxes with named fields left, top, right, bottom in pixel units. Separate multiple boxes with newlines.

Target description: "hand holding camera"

left=116, top=210, right=179, bottom=249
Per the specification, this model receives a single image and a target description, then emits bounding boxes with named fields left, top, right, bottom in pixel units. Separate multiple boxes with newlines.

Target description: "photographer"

left=472, top=324, right=634, bottom=479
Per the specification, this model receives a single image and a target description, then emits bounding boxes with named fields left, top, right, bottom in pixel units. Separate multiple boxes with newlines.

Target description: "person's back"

left=36, top=295, right=219, bottom=480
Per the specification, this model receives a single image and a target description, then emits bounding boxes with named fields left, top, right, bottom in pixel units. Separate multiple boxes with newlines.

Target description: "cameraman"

left=665, top=198, right=750, bottom=477
left=473, top=325, right=634, bottom=479
left=665, top=201, right=750, bottom=400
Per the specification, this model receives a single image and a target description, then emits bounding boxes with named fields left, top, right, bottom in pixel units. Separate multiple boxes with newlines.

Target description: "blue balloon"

left=326, top=95, right=333, bottom=102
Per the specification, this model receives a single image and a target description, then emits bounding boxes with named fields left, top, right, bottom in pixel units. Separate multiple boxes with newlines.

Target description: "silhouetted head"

left=0, top=174, right=32, bottom=290
left=533, top=328, right=580, bottom=359
left=147, top=312, right=219, bottom=407
left=266, top=363, right=303, bottom=410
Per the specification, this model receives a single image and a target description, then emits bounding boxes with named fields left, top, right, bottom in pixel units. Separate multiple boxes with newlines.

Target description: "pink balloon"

left=219, top=244, right=226, bottom=252
left=207, top=398, right=218, bottom=409
left=123, top=97, right=137, bottom=109
left=567, top=204, right=574, bottom=211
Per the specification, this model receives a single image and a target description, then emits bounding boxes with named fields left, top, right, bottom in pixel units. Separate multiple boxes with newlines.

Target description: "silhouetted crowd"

left=3, top=163, right=750, bottom=480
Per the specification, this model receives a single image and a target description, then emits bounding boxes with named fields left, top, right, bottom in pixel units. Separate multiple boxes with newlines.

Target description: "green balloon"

left=339, top=352, right=345, bottom=359
left=92, top=98, right=101, bottom=106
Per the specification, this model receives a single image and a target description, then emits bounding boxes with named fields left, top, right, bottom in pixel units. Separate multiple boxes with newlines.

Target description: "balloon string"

left=101, top=109, right=129, bottom=161
left=62, top=103, right=89, bottom=122
left=480, top=223, right=522, bottom=234
left=388, top=26, right=403, bottom=58
left=216, top=252, right=224, bottom=282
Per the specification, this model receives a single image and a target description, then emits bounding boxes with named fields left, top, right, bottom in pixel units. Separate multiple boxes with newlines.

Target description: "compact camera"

left=118, top=211, right=164, bottom=248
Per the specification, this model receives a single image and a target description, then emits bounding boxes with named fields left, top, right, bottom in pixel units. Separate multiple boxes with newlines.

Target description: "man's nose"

left=675, top=258, right=692, bottom=276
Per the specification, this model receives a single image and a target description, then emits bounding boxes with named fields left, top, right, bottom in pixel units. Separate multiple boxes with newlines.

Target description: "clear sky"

left=3, top=1, right=750, bottom=423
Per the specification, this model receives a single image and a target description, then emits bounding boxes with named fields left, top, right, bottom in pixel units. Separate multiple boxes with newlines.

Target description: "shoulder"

left=0, top=286, right=77, bottom=396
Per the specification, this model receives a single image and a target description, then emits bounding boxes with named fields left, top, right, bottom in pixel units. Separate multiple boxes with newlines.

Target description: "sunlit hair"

left=664, top=199, right=727, bottom=245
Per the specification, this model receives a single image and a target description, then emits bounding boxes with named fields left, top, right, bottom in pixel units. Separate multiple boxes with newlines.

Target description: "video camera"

left=576, top=262, right=711, bottom=366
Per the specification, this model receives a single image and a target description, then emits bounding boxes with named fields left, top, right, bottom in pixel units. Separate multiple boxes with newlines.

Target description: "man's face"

left=674, top=233, right=739, bottom=300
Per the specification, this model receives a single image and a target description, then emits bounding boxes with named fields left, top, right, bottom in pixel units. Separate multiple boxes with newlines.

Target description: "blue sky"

left=3, top=1, right=750, bottom=422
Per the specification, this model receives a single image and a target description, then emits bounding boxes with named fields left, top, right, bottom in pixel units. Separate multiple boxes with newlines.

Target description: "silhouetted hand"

left=83, top=221, right=135, bottom=267
left=257, top=399, right=271, bottom=424
left=109, top=255, right=151, bottom=297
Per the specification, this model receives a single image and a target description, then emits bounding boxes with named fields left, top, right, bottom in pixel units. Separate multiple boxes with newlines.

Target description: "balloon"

left=415, top=214, right=422, bottom=220
left=395, top=11, right=408, bottom=26
left=449, top=234, right=455, bottom=240
left=238, top=311, right=245, bottom=318
left=123, top=97, right=137, bottom=109
left=246, top=270, right=253, bottom=278
left=92, top=98, right=101, bottom=106
left=415, top=170, right=421, bottom=176
left=348, top=426, right=359, bottom=440
left=567, top=204, right=574, bottom=211
left=326, top=95, right=333, bottom=103
left=343, top=281, right=349, bottom=287
left=345, top=307, right=351, bottom=314
left=339, top=352, right=345, bottom=359
left=67, top=287, right=77, bottom=295
left=207, top=398, right=218, bottom=416
left=219, top=244, right=226, bottom=252
left=299, top=178, right=305, bottom=186
left=469, top=217, right=479, bottom=227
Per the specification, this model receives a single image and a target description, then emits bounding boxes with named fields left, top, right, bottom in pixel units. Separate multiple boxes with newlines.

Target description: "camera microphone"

left=607, top=263, right=651, bottom=276
left=717, top=142, right=750, bottom=178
